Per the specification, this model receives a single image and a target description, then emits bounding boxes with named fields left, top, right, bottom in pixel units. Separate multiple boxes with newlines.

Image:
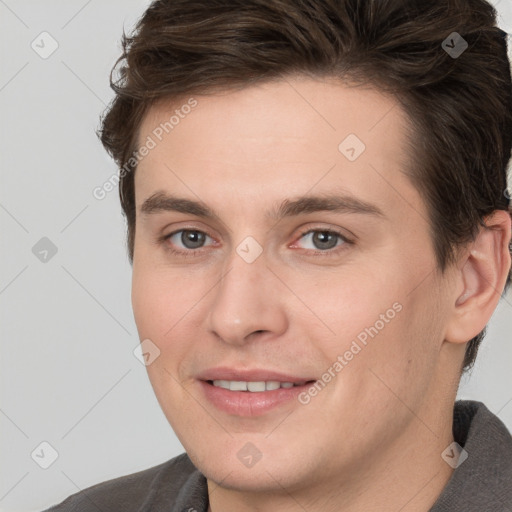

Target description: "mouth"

left=197, top=368, right=317, bottom=416
left=205, top=379, right=314, bottom=392
left=196, top=367, right=316, bottom=385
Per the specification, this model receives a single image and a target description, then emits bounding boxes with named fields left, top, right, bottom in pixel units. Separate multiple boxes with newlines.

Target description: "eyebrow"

left=140, top=191, right=385, bottom=222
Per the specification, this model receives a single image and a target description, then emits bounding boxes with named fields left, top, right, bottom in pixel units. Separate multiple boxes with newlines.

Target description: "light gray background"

left=0, top=1, right=511, bottom=511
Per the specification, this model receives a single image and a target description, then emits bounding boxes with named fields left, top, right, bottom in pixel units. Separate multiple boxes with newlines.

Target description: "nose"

left=207, top=247, right=288, bottom=346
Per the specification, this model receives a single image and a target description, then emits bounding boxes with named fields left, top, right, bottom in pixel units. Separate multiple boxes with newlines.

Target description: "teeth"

left=212, top=380, right=302, bottom=392
left=229, top=380, right=247, bottom=391
left=247, top=381, right=266, bottom=392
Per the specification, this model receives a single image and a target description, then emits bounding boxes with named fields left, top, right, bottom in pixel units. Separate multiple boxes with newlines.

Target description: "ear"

left=444, top=210, right=512, bottom=344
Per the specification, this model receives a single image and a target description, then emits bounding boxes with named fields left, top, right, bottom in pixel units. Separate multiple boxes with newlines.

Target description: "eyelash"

left=159, top=226, right=353, bottom=259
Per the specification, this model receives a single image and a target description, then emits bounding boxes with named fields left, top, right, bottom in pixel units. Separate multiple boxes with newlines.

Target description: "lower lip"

left=199, top=380, right=314, bottom=417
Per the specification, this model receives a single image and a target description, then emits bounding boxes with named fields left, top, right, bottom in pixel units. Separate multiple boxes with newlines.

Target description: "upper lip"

left=197, top=367, right=316, bottom=384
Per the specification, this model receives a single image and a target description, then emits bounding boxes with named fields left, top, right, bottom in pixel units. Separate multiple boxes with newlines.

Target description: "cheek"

left=350, top=288, right=444, bottom=407
left=132, top=261, right=198, bottom=336
left=131, top=267, right=193, bottom=413
left=131, top=263, right=209, bottom=383
left=315, top=267, right=441, bottom=402
left=131, top=268, right=165, bottom=339
left=307, top=269, right=403, bottom=353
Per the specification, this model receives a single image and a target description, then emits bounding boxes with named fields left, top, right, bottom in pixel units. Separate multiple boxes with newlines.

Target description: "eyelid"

left=291, top=221, right=354, bottom=243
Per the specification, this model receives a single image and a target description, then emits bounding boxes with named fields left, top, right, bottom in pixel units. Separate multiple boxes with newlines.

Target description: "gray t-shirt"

left=42, top=400, right=512, bottom=511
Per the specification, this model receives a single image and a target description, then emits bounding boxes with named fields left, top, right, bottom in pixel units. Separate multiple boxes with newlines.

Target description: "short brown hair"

left=99, top=0, right=512, bottom=371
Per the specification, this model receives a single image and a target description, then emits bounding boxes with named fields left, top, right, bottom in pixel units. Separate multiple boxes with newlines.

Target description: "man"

left=45, top=0, right=512, bottom=510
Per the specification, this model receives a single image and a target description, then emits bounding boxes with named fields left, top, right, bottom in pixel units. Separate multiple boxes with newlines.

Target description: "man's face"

left=132, top=78, right=456, bottom=494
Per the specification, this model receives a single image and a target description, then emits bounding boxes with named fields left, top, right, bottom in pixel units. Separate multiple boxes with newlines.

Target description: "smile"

left=210, top=380, right=308, bottom=392
left=199, top=378, right=316, bottom=417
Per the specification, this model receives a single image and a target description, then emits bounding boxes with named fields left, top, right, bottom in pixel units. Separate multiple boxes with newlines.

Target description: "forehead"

left=134, top=77, right=420, bottom=223
left=137, top=77, right=407, bottom=152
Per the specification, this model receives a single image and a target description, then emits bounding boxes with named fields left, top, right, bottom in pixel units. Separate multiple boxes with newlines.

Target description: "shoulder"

left=430, top=400, right=512, bottom=511
left=42, top=452, right=198, bottom=512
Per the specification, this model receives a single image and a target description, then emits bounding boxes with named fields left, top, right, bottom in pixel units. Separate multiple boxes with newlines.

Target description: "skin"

left=131, top=76, right=511, bottom=512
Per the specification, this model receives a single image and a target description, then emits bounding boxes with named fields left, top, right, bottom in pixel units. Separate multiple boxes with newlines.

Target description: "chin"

left=202, top=461, right=296, bottom=492
left=187, top=438, right=317, bottom=495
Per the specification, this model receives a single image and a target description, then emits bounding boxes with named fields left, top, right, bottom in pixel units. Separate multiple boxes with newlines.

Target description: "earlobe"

left=445, top=210, right=512, bottom=344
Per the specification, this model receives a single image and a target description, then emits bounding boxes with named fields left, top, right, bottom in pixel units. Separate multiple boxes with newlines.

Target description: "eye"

left=293, top=228, right=351, bottom=254
left=160, top=227, right=352, bottom=258
left=163, top=229, right=215, bottom=256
